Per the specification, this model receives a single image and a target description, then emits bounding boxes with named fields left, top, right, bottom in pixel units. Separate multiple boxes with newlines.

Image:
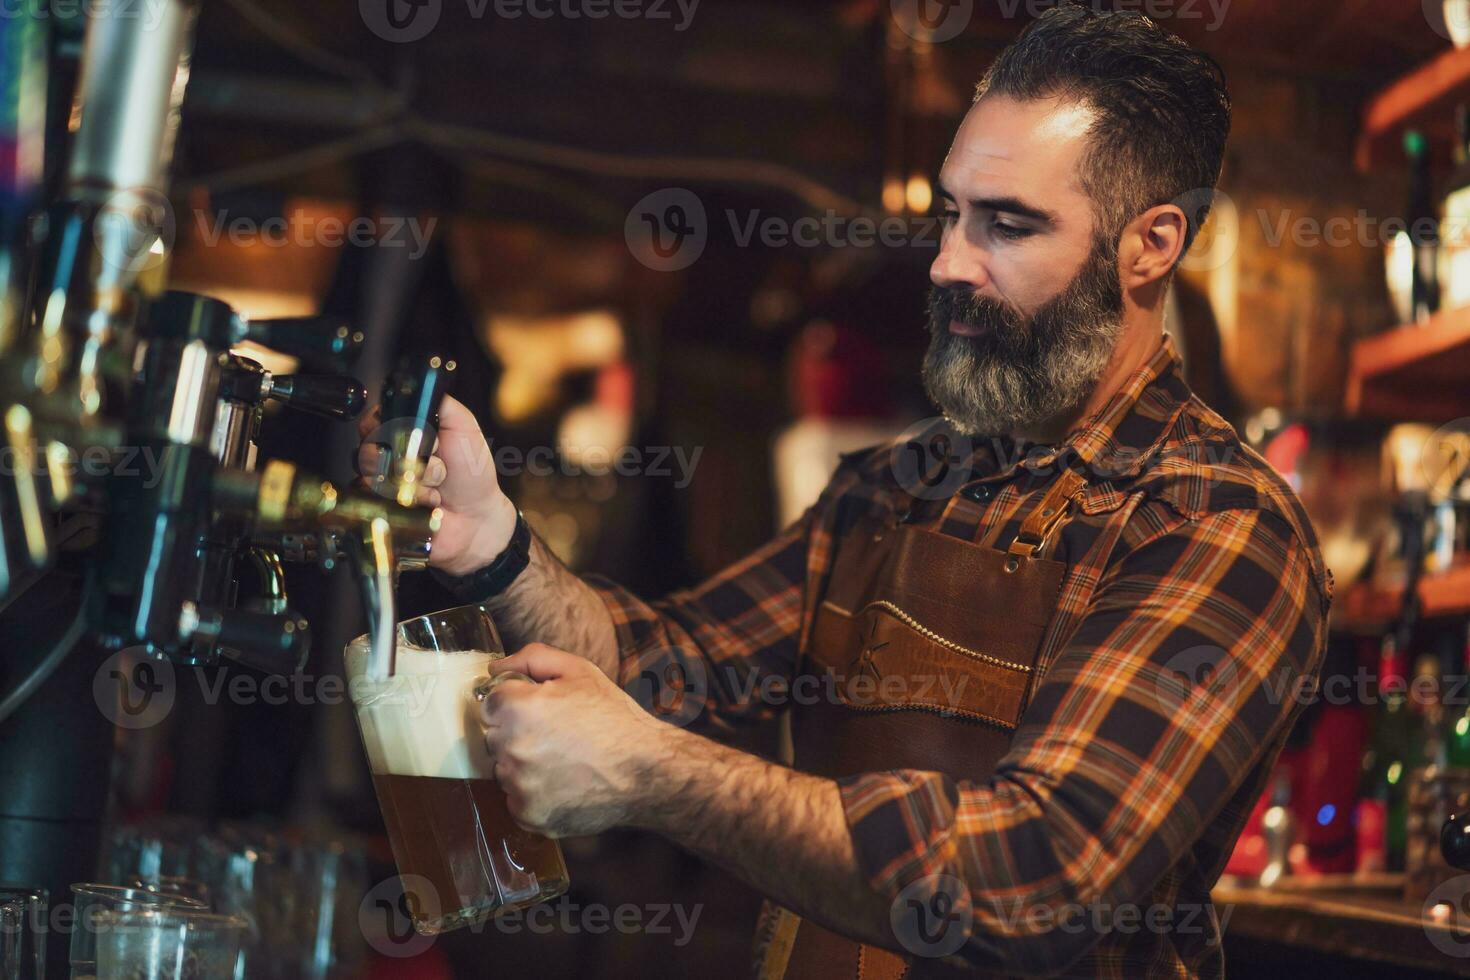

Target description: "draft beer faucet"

left=93, top=290, right=443, bottom=678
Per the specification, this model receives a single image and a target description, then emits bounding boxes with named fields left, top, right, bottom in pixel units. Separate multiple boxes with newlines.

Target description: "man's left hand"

left=481, top=643, right=672, bottom=837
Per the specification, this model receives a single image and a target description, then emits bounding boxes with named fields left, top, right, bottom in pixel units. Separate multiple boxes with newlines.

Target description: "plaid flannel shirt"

left=589, top=336, right=1332, bottom=978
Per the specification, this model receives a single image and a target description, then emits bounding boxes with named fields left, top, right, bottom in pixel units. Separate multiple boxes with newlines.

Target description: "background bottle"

left=1445, top=623, right=1470, bottom=768
left=1358, top=635, right=1414, bottom=872
left=1407, top=129, right=1442, bottom=324
left=1443, top=106, right=1470, bottom=309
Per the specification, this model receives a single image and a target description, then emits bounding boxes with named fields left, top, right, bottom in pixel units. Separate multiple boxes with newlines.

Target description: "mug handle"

left=471, top=670, right=544, bottom=907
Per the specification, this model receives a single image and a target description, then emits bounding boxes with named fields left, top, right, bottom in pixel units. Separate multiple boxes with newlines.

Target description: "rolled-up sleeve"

left=836, top=508, right=1329, bottom=975
left=584, top=507, right=813, bottom=738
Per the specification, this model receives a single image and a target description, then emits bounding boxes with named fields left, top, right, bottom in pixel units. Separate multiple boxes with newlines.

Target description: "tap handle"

left=268, top=374, right=367, bottom=421
left=185, top=604, right=311, bottom=676
left=378, top=353, right=456, bottom=508
left=0, top=406, right=53, bottom=601
left=245, top=316, right=364, bottom=366
left=1443, top=813, right=1470, bottom=871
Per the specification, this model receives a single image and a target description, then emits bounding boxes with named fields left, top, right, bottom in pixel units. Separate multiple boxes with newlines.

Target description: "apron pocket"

left=812, top=598, right=1036, bottom=730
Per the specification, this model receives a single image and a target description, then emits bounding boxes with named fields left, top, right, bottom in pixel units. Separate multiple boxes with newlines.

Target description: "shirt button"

left=963, top=484, right=995, bottom=503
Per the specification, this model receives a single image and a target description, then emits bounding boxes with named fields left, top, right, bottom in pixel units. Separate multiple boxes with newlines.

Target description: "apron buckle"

left=1006, top=468, right=1087, bottom=562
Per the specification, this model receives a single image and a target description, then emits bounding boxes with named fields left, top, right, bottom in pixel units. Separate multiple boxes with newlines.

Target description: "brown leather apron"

left=761, top=468, right=1086, bottom=980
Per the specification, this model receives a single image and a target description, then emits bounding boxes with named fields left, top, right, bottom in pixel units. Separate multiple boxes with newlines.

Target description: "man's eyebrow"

left=935, top=182, right=1056, bottom=225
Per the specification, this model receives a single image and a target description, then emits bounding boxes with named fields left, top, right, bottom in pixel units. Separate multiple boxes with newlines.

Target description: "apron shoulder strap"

left=1006, top=467, right=1087, bottom=560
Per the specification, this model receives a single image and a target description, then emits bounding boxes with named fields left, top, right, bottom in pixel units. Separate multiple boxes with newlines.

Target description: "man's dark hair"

left=975, top=4, right=1231, bottom=263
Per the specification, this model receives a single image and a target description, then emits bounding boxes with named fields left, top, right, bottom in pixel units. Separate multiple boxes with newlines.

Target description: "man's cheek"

left=502, top=786, right=529, bottom=823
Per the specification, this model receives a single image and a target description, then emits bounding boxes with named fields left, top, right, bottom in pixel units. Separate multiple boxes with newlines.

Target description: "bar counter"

left=1214, top=875, right=1470, bottom=978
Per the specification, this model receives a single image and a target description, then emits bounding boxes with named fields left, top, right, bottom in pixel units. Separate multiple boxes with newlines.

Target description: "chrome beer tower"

left=0, top=3, right=442, bottom=685
left=0, top=6, right=444, bottom=966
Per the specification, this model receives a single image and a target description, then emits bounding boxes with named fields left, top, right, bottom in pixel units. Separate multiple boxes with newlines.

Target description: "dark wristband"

left=430, top=509, right=532, bottom=601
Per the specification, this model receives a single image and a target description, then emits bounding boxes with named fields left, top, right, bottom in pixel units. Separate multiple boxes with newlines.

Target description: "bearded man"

left=360, top=7, right=1331, bottom=977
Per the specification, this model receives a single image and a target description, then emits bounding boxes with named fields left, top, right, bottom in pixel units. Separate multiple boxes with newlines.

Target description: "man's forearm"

left=486, top=533, right=620, bottom=680
left=629, top=723, right=891, bottom=945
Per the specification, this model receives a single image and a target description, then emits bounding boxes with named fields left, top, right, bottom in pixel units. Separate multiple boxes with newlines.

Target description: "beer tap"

left=0, top=7, right=449, bottom=963
left=339, top=352, right=457, bottom=679
left=69, top=288, right=434, bottom=681
left=210, top=457, right=441, bottom=680
left=194, top=337, right=366, bottom=674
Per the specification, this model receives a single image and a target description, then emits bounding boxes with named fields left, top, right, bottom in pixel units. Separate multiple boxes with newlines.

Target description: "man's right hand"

left=357, top=393, right=518, bottom=576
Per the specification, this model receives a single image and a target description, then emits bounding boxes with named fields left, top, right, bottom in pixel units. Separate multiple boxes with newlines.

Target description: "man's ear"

left=1119, top=204, right=1188, bottom=290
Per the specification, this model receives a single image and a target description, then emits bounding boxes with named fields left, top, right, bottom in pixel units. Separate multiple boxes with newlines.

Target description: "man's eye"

left=992, top=220, right=1031, bottom=241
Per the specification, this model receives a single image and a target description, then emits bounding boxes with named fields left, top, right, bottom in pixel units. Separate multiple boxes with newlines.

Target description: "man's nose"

left=930, top=235, right=990, bottom=293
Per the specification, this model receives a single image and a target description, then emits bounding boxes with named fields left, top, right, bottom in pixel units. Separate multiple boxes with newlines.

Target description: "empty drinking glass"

left=0, top=886, right=46, bottom=980
left=93, top=908, right=247, bottom=980
left=68, top=884, right=207, bottom=979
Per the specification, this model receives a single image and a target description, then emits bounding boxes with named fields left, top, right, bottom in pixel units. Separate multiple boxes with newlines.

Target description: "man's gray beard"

left=921, top=247, right=1124, bottom=439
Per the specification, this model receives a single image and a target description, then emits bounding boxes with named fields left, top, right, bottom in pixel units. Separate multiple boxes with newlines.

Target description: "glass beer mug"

left=346, top=604, right=570, bottom=935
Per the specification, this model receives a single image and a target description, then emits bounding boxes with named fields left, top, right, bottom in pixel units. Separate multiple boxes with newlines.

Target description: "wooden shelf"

left=1345, top=305, right=1470, bottom=420
left=1334, top=562, right=1470, bottom=632
left=1357, top=44, right=1470, bottom=172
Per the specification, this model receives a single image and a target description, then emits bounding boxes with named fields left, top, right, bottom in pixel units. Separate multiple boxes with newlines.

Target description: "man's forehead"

left=940, top=95, right=1096, bottom=199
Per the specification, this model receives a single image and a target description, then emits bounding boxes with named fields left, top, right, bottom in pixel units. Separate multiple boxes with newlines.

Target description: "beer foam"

left=345, top=643, right=499, bottom=780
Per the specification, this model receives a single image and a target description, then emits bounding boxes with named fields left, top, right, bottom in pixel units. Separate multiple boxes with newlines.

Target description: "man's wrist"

left=433, top=503, right=532, bottom=599
left=624, top=723, right=704, bottom=832
left=464, top=497, right=521, bottom=571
